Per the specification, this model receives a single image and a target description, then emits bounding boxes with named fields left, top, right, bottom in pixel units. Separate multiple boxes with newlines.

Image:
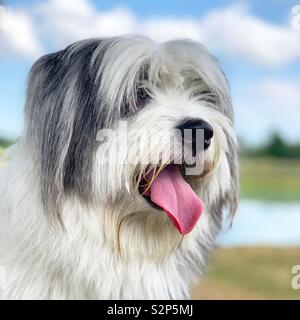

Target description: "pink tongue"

left=146, top=165, right=204, bottom=235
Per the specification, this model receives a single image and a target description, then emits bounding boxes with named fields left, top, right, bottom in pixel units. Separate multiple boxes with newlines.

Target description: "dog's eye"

left=136, top=87, right=151, bottom=107
left=120, top=88, right=151, bottom=118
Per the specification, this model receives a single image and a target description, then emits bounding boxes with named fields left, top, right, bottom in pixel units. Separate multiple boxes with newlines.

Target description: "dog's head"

left=24, top=36, right=238, bottom=260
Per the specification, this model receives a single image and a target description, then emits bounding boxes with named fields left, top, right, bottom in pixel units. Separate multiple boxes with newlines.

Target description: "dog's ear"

left=24, top=39, right=108, bottom=224
left=210, top=135, right=239, bottom=227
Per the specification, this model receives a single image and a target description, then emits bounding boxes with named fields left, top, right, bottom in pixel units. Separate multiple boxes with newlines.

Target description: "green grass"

left=240, top=158, right=300, bottom=201
left=192, top=247, right=300, bottom=300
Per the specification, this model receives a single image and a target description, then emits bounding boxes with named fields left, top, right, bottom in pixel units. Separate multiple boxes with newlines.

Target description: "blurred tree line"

left=0, top=137, right=13, bottom=149
left=240, top=133, right=300, bottom=159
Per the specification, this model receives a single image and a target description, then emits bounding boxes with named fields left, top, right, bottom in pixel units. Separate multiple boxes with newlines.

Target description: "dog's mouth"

left=138, top=164, right=204, bottom=235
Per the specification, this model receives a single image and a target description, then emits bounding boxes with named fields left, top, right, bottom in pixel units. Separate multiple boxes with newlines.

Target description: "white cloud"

left=2, top=0, right=300, bottom=67
left=200, top=3, right=300, bottom=67
left=141, top=18, right=201, bottom=42
left=0, top=6, right=43, bottom=59
left=257, top=79, right=300, bottom=113
left=33, top=0, right=136, bottom=46
left=33, top=0, right=200, bottom=45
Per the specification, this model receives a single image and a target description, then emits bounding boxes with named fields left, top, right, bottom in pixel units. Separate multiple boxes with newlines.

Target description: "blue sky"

left=1, top=0, right=300, bottom=145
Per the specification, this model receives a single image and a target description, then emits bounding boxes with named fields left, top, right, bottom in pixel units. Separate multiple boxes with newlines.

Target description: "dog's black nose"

left=177, top=119, right=214, bottom=154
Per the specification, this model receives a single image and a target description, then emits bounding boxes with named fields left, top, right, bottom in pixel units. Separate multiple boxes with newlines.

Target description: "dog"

left=0, top=35, right=238, bottom=299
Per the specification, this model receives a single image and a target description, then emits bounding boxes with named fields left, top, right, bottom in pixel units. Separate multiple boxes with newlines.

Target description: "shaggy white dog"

left=0, top=36, right=238, bottom=299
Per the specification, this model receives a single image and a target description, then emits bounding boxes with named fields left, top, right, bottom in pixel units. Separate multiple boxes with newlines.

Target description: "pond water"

left=218, top=200, right=300, bottom=246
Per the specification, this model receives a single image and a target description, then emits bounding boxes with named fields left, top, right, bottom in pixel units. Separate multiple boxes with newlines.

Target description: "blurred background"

left=0, top=0, right=300, bottom=299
